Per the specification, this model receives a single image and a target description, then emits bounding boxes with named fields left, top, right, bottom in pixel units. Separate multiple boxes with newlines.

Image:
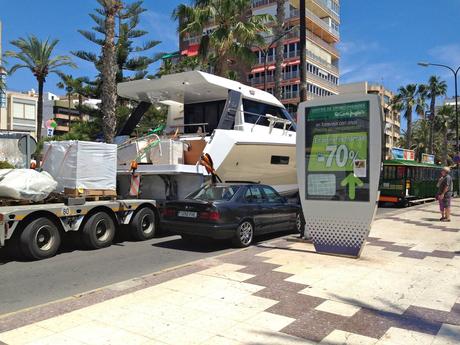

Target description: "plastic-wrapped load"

left=42, top=141, right=117, bottom=193
left=0, top=169, right=58, bottom=202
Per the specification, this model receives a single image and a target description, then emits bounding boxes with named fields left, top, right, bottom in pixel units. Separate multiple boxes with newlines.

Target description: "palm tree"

left=274, top=0, right=286, bottom=99
left=173, top=0, right=271, bottom=78
left=5, top=35, right=75, bottom=141
left=436, top=105, right=455, bottom=165
left=0, top=74, right=5, bottom=94
left=100, top=0, right=122, bottom=143
left=423, top=76, right=447, bottom=154
left=393, top=84, right=426, bottom=149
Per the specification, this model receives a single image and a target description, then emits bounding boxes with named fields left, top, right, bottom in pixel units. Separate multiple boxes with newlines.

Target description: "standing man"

left=438, top=167, right=453, bottom=222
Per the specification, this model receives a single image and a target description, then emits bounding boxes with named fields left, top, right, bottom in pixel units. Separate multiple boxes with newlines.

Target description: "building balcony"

left=265, top=27, right=339, bottom=58
left=251, top=0, right=276, bottom=8
left=250, top=71, right=300, bottom=86
left=281, top=90, right=300, bottom=100
left=55, top=125, right=70, bottom=132
left=183, top=35, right=201, bottom=46
left=254, top=50, right=339, bottom=75
left=311, top=0, right=340, bottom=23
left=288, top=8, right=339, bottom=43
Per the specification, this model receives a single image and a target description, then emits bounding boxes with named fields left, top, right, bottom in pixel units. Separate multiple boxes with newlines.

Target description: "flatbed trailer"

left=0, top=198, right=158, bottom=260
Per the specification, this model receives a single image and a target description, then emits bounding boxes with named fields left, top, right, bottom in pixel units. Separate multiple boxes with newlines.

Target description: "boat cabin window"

left=242, top=99, right=296, bottom=131
left=184, top=100, right=226, bottom=134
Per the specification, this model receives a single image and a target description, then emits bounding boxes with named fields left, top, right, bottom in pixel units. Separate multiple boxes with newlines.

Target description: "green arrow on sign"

left=340, top=173, right=364, bottom=200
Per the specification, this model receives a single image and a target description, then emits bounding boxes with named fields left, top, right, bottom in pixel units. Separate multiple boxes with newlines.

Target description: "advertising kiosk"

left=296, top=94, right=382, bottom=258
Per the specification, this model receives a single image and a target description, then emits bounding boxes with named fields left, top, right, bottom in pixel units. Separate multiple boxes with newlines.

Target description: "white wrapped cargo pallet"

left=0, top=169, right=58, bottom=202
left=42, top=141, right=117, bottom=194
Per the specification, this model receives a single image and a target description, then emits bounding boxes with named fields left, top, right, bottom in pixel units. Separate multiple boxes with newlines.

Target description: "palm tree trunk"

left=429, top=95, right=436, bottom=154
left=274, top=0, right=286, bottom=100
left=36, top=79, right=44, bottom=141
left=406, top=108, right=412, bottom=149
left=443, top=126, right=448, bottom=165
left=68, top=93, right=72, bottom=132
left=101, top=1, right=119, bottom=143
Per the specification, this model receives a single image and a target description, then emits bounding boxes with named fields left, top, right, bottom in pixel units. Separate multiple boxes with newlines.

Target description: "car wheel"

left=232, top=221, right=254, bottom=248
left=81, top=212, right=116, bottom=249
left=295, top=212, right=304, bottom=234
left=129, top=207, right=156, bottom=241
left=20, top=218, right=61, bottom=260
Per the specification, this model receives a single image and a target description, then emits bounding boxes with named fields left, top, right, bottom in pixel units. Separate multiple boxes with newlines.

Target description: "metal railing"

left=250, top=71, right=299, bottom=86
left=245, top=110, right=294, bottom=134
left=183, top=35, right=201, bottom=45
left=284, top=70, right=300, bottom=80
left=312, top=0, right=340, bottom=21
left=289, top=8, right=340, bottom=39
left=251, top=0, right=276, bottom=8
left=281, top=90, right=300, bottom=100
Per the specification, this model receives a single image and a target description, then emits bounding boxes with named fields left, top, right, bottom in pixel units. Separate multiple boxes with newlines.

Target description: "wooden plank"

left=64, top=188, right=117, bottom=197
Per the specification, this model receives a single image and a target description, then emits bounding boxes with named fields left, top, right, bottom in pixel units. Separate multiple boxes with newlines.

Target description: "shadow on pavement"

left=152, top=231, right=294, bottom=254
left=0, top=228, right=176, bottom=264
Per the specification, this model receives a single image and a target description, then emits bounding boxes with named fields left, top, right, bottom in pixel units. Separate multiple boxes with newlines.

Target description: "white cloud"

left=143, top=10, right=179, bottom=51
left=340, top=62, right=402, bottom=85
left=338, top=40, right=381, bottom=56
left=428, top=43, right=460, bottom=68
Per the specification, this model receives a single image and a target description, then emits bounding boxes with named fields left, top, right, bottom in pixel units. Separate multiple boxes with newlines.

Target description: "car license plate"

left=178, top=211, right=197, bottom=218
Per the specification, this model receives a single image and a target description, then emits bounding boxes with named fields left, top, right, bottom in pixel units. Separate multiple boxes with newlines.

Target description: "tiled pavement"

left=1, top=201, right=459, bottom=345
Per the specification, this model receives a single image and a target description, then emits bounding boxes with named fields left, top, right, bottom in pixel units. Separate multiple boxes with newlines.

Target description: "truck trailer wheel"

left=20, top=218, right=61, bottom=260
left=129, top=207, right=156, bottom=241
left=81, top=211, right=116, bottom=249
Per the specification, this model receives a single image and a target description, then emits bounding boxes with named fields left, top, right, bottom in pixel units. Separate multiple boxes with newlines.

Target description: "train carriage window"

left=397, top=166, right=405, bottom=179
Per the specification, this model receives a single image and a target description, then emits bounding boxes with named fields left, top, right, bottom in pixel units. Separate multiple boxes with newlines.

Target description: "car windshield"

left=187, top=185, right=240, bottom=201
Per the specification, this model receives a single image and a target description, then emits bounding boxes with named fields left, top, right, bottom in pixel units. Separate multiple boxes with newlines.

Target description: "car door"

left=260, top=186, right=291, bottom=232
left=245, top=186, right=272, bottom=233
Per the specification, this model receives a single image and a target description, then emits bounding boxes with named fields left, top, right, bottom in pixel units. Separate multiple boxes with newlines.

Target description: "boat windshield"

left=186, top=185, right=240, bottom=201
left=242, top=99, right=296, bottom=131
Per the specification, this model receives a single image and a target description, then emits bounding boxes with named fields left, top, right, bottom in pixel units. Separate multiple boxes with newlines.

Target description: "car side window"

left=261, top=186, right=283, bottom=203
left=245, top=186, right=264, bottom=203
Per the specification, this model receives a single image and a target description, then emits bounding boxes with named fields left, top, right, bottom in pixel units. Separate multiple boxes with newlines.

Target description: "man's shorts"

left=440, top=194, right=452, bottom=210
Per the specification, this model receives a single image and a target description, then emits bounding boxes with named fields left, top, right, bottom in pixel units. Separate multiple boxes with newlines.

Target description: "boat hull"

left=205, top=130, right=298, bottom=196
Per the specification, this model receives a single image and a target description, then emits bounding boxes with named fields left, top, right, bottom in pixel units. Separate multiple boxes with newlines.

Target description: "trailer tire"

left=81, top=212, right=116, bottom=249
left=130, top=207, right=156, bottom=241
left=20, top=218, right=61, bottom=260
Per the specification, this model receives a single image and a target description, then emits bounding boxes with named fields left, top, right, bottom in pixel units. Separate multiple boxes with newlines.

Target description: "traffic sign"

left=18, top=135, right=37, bottom=155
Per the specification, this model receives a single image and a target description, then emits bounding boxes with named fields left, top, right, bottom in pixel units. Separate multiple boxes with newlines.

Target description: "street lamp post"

left=256, top=25, right=298, bottom=92
left=418, top=62, right=460, bottom=195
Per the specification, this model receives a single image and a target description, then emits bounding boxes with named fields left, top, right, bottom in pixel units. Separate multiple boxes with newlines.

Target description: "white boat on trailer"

left=116, top=71, right=297, bottom=201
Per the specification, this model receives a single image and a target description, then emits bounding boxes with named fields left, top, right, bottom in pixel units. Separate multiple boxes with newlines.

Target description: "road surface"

left=0, top=207, right=398, bottom=315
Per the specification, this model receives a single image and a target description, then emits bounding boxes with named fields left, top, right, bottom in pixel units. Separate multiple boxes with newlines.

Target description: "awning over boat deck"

left=117, top=71, right=283, bottom=107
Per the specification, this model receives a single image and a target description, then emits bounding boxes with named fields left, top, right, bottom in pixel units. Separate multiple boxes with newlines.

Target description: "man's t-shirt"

left=439, top=174, right=453, bottom=197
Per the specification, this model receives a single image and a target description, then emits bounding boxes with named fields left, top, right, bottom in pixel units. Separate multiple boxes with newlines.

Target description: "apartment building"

left=0, top=90, right=38, bottom=137
left=179, top=0, right=340, bottom=116
left=249, top=0, right=340, bottom=115
left=339, top=81, right=401, bottom=159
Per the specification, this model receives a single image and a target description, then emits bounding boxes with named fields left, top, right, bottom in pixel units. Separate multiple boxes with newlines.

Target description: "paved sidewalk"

left=1, top=201, right=459, bottom=345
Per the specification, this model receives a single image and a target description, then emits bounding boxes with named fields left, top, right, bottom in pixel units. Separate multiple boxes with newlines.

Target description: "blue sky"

left=1, top=0, right=460, bottom=104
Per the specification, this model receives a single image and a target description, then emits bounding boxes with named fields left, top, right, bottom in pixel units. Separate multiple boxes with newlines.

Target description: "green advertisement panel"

left=305, top=101, right=370, bottom=202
